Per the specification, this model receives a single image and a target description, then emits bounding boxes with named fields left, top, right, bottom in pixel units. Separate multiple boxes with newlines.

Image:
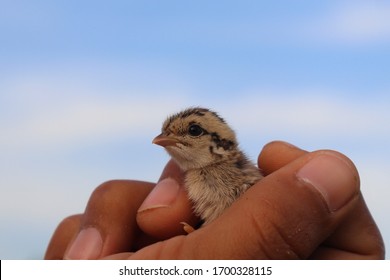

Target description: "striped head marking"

left=153, top=107, right=238, bottom=170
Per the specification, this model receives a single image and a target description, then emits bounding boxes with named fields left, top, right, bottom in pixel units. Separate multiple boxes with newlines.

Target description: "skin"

left=44, top=141, right=385, bottom=259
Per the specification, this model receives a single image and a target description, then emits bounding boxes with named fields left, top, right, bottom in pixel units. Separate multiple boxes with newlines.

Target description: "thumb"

left=130, top=150, right=360, bottom=259
left=136, top=159, right=199, bottom=239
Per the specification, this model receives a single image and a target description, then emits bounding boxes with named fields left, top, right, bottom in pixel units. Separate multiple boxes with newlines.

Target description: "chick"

left=153, top=107, right=263, bottom=231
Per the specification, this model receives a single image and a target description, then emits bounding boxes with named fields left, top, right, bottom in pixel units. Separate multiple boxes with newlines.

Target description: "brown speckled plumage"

left=153, top=107, right=263, bottom=225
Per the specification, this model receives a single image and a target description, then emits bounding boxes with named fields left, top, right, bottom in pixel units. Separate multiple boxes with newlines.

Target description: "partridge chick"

left=153, top=107, right=263, bottom=231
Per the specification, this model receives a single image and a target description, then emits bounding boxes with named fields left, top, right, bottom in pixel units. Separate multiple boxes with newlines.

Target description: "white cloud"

left=1, top=76, right=389, bottom=259
left=358, top=159, right=390, bottom=251
left=215, top=89, right=390, bottom=143
left=0, top=74, right=191, bottom=152
left=225, top=1, right=390, bottom=47
left=302, top=1, right=390, bottom=46
left=184, top=1, right=390, bottom=47
left=1, top=97, right=168, bottom=149
left=1, top=77, right=389, bottom=154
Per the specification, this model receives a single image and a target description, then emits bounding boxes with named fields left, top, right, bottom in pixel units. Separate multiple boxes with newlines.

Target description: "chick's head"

left=153, top=107, right=238, bottom=170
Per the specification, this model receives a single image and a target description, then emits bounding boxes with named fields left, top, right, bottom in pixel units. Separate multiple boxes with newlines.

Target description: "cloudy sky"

left=1, top=0, right=389, bottom=259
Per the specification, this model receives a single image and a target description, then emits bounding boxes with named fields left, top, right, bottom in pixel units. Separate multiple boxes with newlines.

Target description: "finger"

left=129, top=150, right=364, bottom=259
left=137, top=159, right=199, bottom=239
left=246, top=141, right=388, bottom=260
left=309, top=195, right=385, bottom=259
left=44, top=214, right=82, bottom=259
left=259, top=143, right=383, bottom=258
left=64, top=180, right=154, bottom=259
left=137, top=142, right=305, bottom=239
left=102, top=252, right=134, bottom=260
left=258, top=141, right=307, bottom=175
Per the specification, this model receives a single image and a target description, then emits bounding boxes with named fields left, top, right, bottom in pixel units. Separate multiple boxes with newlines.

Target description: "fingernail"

left=64, top=227, right=103, bottom=260
left=296, top=153, right=358, bottom=212
left=279, top=141, right=300, bottom=149
left=138, top=177, right=180, bottom=212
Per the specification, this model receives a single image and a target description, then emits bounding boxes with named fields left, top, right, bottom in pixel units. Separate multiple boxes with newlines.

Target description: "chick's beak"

left=152, top=134, right=180, bottom=147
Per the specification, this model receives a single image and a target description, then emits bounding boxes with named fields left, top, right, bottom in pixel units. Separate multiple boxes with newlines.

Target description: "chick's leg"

left=180, top=222, right=195, bottom=234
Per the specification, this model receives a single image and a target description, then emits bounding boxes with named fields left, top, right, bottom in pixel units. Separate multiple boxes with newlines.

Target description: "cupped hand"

left=44, top=141, right=384, bottom=259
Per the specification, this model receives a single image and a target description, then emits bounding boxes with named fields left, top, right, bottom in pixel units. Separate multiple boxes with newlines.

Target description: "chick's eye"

left=188, top=124, right=204, bottom=137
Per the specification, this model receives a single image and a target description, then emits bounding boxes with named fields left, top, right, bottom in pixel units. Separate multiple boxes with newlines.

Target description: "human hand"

left=44, top=141, right=384, bottom=259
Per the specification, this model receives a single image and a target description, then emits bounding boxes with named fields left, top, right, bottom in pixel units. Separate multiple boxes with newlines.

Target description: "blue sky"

left=1, top=0, right=389, bottom=259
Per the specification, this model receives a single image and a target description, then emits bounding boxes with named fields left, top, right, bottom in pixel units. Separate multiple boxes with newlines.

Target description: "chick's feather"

left=154, top=107, right=263, bottom=225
